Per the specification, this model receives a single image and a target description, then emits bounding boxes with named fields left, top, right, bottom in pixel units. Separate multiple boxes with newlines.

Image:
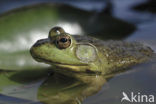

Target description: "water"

left=111, top=0, right=156, bottom=51
left=84, top=0, right=156, bottom=104
left=0, top=0, right=156, bottom=104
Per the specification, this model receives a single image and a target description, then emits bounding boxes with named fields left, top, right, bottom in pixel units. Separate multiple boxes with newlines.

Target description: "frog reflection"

left=0, top=69, right=108, bottom=104
left=38, top=73, right=107, bottom=104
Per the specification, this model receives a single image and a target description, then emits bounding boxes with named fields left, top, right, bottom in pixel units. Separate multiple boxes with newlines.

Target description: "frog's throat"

left=53, top=63, right=90, bottom=72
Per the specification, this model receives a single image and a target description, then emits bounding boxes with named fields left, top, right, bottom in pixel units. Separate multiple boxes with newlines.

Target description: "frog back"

left=73, top=35, right=154, bottom=74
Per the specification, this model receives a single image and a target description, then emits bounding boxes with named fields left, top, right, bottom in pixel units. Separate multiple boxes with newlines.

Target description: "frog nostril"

left=60, top=38, right=67, bottom=43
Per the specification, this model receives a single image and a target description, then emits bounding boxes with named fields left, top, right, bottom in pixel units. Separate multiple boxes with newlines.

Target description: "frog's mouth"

left=34, top=56, right=90, bottom=72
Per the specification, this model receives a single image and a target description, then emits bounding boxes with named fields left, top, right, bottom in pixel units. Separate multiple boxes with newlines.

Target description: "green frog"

left=30, top=27, right=153, bottom=78
left=30, top=27, right=153, bottom=76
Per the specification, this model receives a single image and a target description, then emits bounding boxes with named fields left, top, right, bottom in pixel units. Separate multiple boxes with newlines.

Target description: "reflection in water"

left=83, top=56, right=156, bottom=104
left=0, top=69, right=110, bottom=104
left=38, top=73, right=107, bottom=104
left=0, top=57, right=156, bottom=104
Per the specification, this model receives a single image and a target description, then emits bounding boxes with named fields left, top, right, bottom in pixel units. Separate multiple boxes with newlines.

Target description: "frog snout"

left=32, top=39, right=49, bottom=47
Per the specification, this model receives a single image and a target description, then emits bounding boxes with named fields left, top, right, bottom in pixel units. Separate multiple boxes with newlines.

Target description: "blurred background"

left=0, top=0, right=155, bottom=51
left=0, top=0, right=156, bottom=104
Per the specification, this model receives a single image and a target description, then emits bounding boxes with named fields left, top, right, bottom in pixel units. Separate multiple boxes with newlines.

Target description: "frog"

left=30, top=26, right=154, bottom=78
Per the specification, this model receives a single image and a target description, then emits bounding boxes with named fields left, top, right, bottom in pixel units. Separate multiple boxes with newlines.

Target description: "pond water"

left=84, top=0, right=156, bottom=104
left=0, top=0, right=156, bottom=104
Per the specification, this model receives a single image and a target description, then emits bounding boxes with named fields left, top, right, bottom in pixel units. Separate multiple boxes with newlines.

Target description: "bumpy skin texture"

left=74, top=35, right=153, bottom=74
left=30, top=27, right=153, bottom=76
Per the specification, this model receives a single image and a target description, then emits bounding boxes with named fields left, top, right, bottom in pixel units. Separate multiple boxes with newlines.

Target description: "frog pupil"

left=60, top=38, right=67, bottom=43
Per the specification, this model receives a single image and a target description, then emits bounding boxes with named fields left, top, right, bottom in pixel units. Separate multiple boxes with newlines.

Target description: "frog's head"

left=30, top=27, right=102, bottom=74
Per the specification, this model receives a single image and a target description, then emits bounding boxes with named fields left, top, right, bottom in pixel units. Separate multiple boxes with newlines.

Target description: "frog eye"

left=48, top=27, right=65, bottom=39
left=55, top=35, right=71, bottom=49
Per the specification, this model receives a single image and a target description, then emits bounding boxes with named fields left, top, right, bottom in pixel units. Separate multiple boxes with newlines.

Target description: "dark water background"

left=0, top=0, right=155, bottom=104
left=1, top=0, right=155, bottom=50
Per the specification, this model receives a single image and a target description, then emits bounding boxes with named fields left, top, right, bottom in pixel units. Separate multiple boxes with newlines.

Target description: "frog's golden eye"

left=55, top=35, right=71, bottom=49
left=48, top=27, right=65, bottom=39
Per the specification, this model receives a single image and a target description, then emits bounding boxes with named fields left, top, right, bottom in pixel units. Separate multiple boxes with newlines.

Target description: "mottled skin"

left=30, top=27, right=154, bottom=104
left=30, top=27, right=153, bottom=77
